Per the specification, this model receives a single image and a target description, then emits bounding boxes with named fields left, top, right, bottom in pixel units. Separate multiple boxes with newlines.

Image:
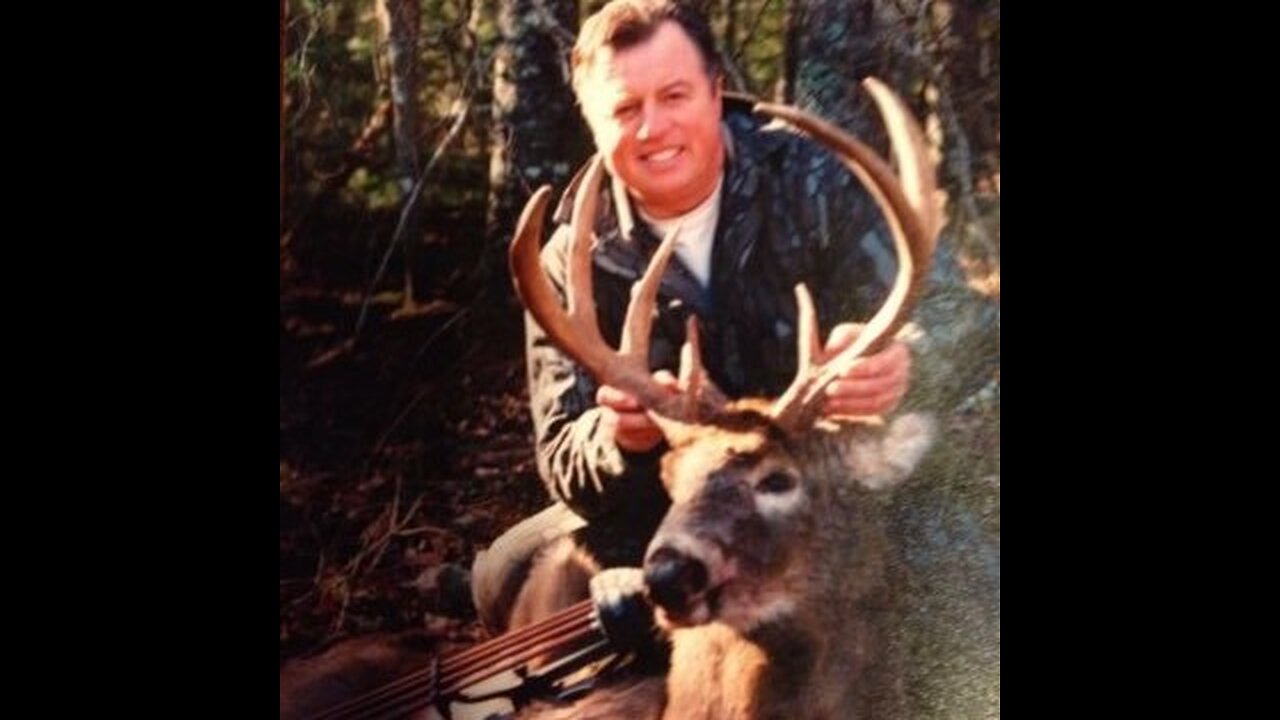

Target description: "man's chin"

left=629, top=181, right=702, bottom=218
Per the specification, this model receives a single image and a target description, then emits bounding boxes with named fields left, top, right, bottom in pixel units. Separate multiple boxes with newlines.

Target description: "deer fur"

left=508, top=538, right=600, bottom=632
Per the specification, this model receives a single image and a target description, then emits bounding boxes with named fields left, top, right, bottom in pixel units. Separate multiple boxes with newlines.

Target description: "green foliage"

left=346, top=167, right=405, bottom=210
left=284, top=0, right=385, bottom=213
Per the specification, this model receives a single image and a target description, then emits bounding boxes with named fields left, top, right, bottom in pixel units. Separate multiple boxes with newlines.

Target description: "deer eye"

left=757, top=472, right=797, bottom=494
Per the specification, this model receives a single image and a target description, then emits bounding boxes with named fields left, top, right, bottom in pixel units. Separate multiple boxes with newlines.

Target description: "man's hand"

left=598, top=370, right=679, bottom=453
left=821, top=323, right=911, bottom=417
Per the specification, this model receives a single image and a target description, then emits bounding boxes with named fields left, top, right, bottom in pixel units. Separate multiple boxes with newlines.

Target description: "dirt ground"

left=280, top=209, right=549, bottom=665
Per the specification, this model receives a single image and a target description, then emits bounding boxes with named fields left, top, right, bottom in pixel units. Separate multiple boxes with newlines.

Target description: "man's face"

left=578, top=21, right=725, bottom=219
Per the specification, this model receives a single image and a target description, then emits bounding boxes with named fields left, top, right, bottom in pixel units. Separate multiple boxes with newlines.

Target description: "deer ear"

left=877, top=413, right=935, bottom=486
left=836, top=413, right=936, bottom=491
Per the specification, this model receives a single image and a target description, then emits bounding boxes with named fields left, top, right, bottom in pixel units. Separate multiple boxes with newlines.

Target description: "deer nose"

left=644, top=546, right=709, bottom=614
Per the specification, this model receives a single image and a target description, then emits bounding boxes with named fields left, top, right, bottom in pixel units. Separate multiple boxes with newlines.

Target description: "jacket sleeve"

left=524, top=225, right=666, bottom=519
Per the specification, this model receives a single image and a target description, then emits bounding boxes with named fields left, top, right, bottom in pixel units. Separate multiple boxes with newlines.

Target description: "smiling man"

left=576, top=17, right=726, bottom=222
left=472, top=0, right=912, bottom=635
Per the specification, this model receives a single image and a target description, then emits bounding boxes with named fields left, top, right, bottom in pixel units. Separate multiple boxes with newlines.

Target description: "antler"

left=509, top=155, right=702, bottom=421
left=510, top=78, right=939, bottom=432
left=760, top=77, right=943, bottom=432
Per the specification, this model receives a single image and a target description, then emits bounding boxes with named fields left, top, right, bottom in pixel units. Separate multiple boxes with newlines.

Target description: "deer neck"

left=663, top=620, right=820, bottom=720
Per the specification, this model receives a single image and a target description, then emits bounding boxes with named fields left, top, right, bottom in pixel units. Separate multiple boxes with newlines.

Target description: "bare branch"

left=719, top=50, right=752, bottom=94
left=353, top=86, right=473, bottom=342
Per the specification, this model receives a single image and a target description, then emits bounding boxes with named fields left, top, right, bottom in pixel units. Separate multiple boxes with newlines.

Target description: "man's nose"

left=636, top=103, right=670, bottom=141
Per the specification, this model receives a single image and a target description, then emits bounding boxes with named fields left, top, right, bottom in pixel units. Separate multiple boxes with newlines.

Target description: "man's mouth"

left=640, top=146, right=683, bottom=167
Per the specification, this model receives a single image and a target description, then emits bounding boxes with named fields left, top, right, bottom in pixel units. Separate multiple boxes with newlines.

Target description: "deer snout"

left=644, top=546, right=709, bottom=622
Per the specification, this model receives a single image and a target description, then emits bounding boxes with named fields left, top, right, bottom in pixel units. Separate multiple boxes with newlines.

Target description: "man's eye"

left=615, top=104, right=639, bottom=119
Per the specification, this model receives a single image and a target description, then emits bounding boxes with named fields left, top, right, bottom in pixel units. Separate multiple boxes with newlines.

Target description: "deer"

left=508, top=76, right=943, bottom=720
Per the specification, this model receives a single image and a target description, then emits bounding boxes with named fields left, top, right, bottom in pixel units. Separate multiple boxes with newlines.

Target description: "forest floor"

left=280, top=207, right=548, bottom=665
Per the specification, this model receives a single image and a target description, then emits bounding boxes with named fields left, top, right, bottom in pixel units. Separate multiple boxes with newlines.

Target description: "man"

left=472, top=0, right=911, bottom=634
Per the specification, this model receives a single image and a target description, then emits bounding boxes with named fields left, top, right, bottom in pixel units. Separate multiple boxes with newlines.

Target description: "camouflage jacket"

left=525, top=95, right=897, bottom=565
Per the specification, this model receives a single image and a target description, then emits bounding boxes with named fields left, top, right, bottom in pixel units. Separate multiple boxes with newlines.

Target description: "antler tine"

left=565, top=156, right=608, bottom=351
left=793, top=284, right=822, bottom=380
left=863, top=77, right=943, bottom=242
left=509, top=158, right=611, bottom=379
left=619, top=223, right=679, bottom=360
left=678, top=316, right=703, bottom=392
left=758, top=78, right=941, bottom=431
left=676, top=316, right=730, bottom=417
left=509, top=156, right=694, bottom=420
left=510, top=185, right=580, bottom=354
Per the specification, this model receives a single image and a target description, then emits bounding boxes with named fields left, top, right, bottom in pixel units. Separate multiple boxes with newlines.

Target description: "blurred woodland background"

left=281, top=0, right=999, bottom=714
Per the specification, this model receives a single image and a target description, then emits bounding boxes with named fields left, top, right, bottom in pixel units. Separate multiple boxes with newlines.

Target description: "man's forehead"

left=580, top=23, right=705, bottom=91
left=583, top=48, right=697, bottom=100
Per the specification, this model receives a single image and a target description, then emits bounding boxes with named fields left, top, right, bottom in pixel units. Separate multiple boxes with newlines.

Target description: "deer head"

left=509, top=78, right=942, bottom=635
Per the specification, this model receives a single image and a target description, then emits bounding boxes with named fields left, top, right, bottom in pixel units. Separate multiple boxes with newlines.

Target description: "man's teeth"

left=645, top=148, right=680, bottom=163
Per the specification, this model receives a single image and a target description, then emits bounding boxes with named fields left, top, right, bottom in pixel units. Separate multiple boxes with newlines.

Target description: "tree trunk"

left=485, top=0, right=587, bottom=294
left=785, top=0, right=888, bottom=152
left=464, top=0, right=496, bottom=195
left=379, top=0, right=423, bottom=309
left=280, top=0, right=287, bottom=239
left=930, top=0, right=999, bottom=183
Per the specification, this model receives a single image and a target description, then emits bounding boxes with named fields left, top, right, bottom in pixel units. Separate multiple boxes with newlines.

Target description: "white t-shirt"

left=634, top=174, right=724, bottom=289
